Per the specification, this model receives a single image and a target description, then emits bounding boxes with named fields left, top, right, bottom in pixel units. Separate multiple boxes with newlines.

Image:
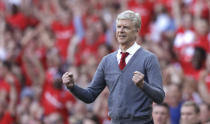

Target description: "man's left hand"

left=132, top=71, right=144, bottom=88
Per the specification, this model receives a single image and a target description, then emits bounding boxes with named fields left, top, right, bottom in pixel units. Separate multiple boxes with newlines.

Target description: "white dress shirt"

left=117, top=42, right=141, bottom=64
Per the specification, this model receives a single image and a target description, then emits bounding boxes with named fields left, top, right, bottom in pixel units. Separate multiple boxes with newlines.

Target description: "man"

left=166, top=83, right=183, bottom=124
left=180, top=101, right=201, bottom=124
left=62, top=10, right=165, bottom=124
left=45, top=112, right=64, bottom=124
left=152, top=103, right=170, bottom=124
left=199, top=103, right=210, bottom=124
left=83, top=113, right=100, bottom=124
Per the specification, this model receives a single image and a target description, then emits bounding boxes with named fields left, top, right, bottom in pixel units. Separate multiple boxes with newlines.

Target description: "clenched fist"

left=62, top=72, right=75, bottom=89
left=132, top=71, right=144, bottom=88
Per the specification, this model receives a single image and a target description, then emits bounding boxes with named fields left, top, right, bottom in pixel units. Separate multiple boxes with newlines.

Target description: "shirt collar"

left=118, top=42, right=141, bottom=55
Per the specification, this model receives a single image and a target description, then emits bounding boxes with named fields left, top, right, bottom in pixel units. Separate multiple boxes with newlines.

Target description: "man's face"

left=181, top=106, right=199, bottom=124
left=116, top=19, right=137, bottom=46
left=152, top=106, right=169, bottom=124
left=199, top=104, right=210, bottom=123
left=167, top=85, right=182, bottom=106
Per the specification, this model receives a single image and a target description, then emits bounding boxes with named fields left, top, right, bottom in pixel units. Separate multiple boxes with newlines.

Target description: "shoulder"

left=98, top=51, right=117, bottom=66
left=138, top=48, right=160, bottom=66
left=137, top=47, right=157, bottom=59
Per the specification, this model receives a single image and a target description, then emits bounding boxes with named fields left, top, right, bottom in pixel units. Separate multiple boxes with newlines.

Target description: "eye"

left=117, top=25, right=121, bottom=28
left=124, top=26, right=131, bottom=30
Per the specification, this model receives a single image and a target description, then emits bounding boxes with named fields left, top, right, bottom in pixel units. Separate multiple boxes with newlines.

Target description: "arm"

left=0, top=16, right=5, bottom=45
left=21, top=28, right=38, bottom=46
left=62, top=58, right=106, bottom=103
left=67, top=35, right=80, bottom=64
left=33, top=1, right=55, bottom=27
left=143, top=55, right=165, bottom=103
left=133, top=55, right=165, bottom=103
left=22, top=46, right=45, bottom=86
left=6, top=74, right=17, bottom=115
left=172, top=0, right=182, bottom=28
left=20, top=0, right=33, bottom=16
left=198, top=70, right=210, bottom=104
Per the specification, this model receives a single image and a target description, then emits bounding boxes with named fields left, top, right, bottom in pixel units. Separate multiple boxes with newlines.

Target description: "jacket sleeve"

left=142, top=54, right=165, bottom=103
left=69, top=58, right=106, bottom=104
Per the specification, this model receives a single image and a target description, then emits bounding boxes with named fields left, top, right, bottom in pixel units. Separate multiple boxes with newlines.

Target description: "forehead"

left=153, top=106, right=168, bottom=112
left=181, top=106, right=196, bottom=113
left=116, top=19, right=133, bottom=26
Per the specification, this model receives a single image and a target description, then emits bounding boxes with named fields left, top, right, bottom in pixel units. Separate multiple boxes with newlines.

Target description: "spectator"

left=0, top=72, right=17, bottom=124
left=199, top=103, right=210, bottom=124
left=182, top=77, right=202, bottom=104
left=180, top=101, right=201, bottom=124
left=44, top=112, right=64, bottom=124
left=152, top=103, right=171, bottom=124
left=165, top=83, right=184, bottom=124
left=198, top=54, right=210, bottom=104
left=83, top=113, right=100, bottom=124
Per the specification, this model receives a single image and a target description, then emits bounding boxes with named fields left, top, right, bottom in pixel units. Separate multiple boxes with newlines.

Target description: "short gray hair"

left=116, top=10, right=141, bottom=30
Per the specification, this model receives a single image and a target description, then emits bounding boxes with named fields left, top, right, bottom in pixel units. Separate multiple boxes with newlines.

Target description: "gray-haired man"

left=62, top=10, right=165, bottom=124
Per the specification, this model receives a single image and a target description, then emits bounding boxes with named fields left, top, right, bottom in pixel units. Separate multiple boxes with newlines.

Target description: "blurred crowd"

left=0, top=0, right=209, bottom=124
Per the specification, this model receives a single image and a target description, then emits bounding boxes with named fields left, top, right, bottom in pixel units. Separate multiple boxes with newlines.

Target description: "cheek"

left=161, top=115, right=167, bottom=119
left=128, top=32, right=135, bottom=38
left=116, top=31, right=119, bottom=37
left=181, top=115, right=186, bottom=119
left=116, top=29, right=120, bottom=33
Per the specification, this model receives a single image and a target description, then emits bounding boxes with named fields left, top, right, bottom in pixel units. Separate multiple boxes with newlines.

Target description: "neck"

left=120, top=41, right=135, bottom=52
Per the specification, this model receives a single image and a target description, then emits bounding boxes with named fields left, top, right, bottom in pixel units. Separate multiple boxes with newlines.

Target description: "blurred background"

left=0, top=0, right=209, bottom=124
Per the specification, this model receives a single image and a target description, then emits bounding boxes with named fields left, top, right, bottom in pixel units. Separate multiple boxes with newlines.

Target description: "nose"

left=119, top=27, right=125, bottom=33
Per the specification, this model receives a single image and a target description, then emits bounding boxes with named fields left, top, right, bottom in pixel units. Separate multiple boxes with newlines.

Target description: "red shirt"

left=173, top=27, right=208, bottom=80
left=0, top=111, right=15, bottom=124
left=15, top=43, right=47, bottom=86
left=179, top=59, right=203, bottom=80
left=127, top=0, right=154, bottom=36
left=51, top=21, right=75, bottom=60
left=0, top=77, right=21, bottom=98
left=41, top=76, right=76, bottom=123
left=0, top=80, right=10, bottom=93
left=174, top=27, right=195, bottom=63
left=194, top=33, right=210, bottom=53
left=189, top=0, right=209, bottom=19
left=6, top=12, right=29, bottom=30
left=0, top=0, right=5, bottom=11
left=204, top=74, right=210, bottom=92
left=75, top=34, right=105, bottom=66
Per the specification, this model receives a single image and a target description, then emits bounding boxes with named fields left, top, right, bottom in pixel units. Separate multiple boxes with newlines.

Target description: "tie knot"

left=121, top=52, right=129, bottom=59
left=119, top=52, right=129, bottom=70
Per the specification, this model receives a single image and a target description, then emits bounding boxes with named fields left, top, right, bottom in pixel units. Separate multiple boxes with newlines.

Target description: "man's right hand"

left=62, top=72, right=74, bottom=89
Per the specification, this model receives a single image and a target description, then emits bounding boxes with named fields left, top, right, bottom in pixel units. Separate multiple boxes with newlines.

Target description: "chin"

left=117, top=39, right=127, bottom=44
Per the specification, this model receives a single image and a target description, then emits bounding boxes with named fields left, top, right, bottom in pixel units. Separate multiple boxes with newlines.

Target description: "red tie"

left=119, top=52, right=129, bottom=70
